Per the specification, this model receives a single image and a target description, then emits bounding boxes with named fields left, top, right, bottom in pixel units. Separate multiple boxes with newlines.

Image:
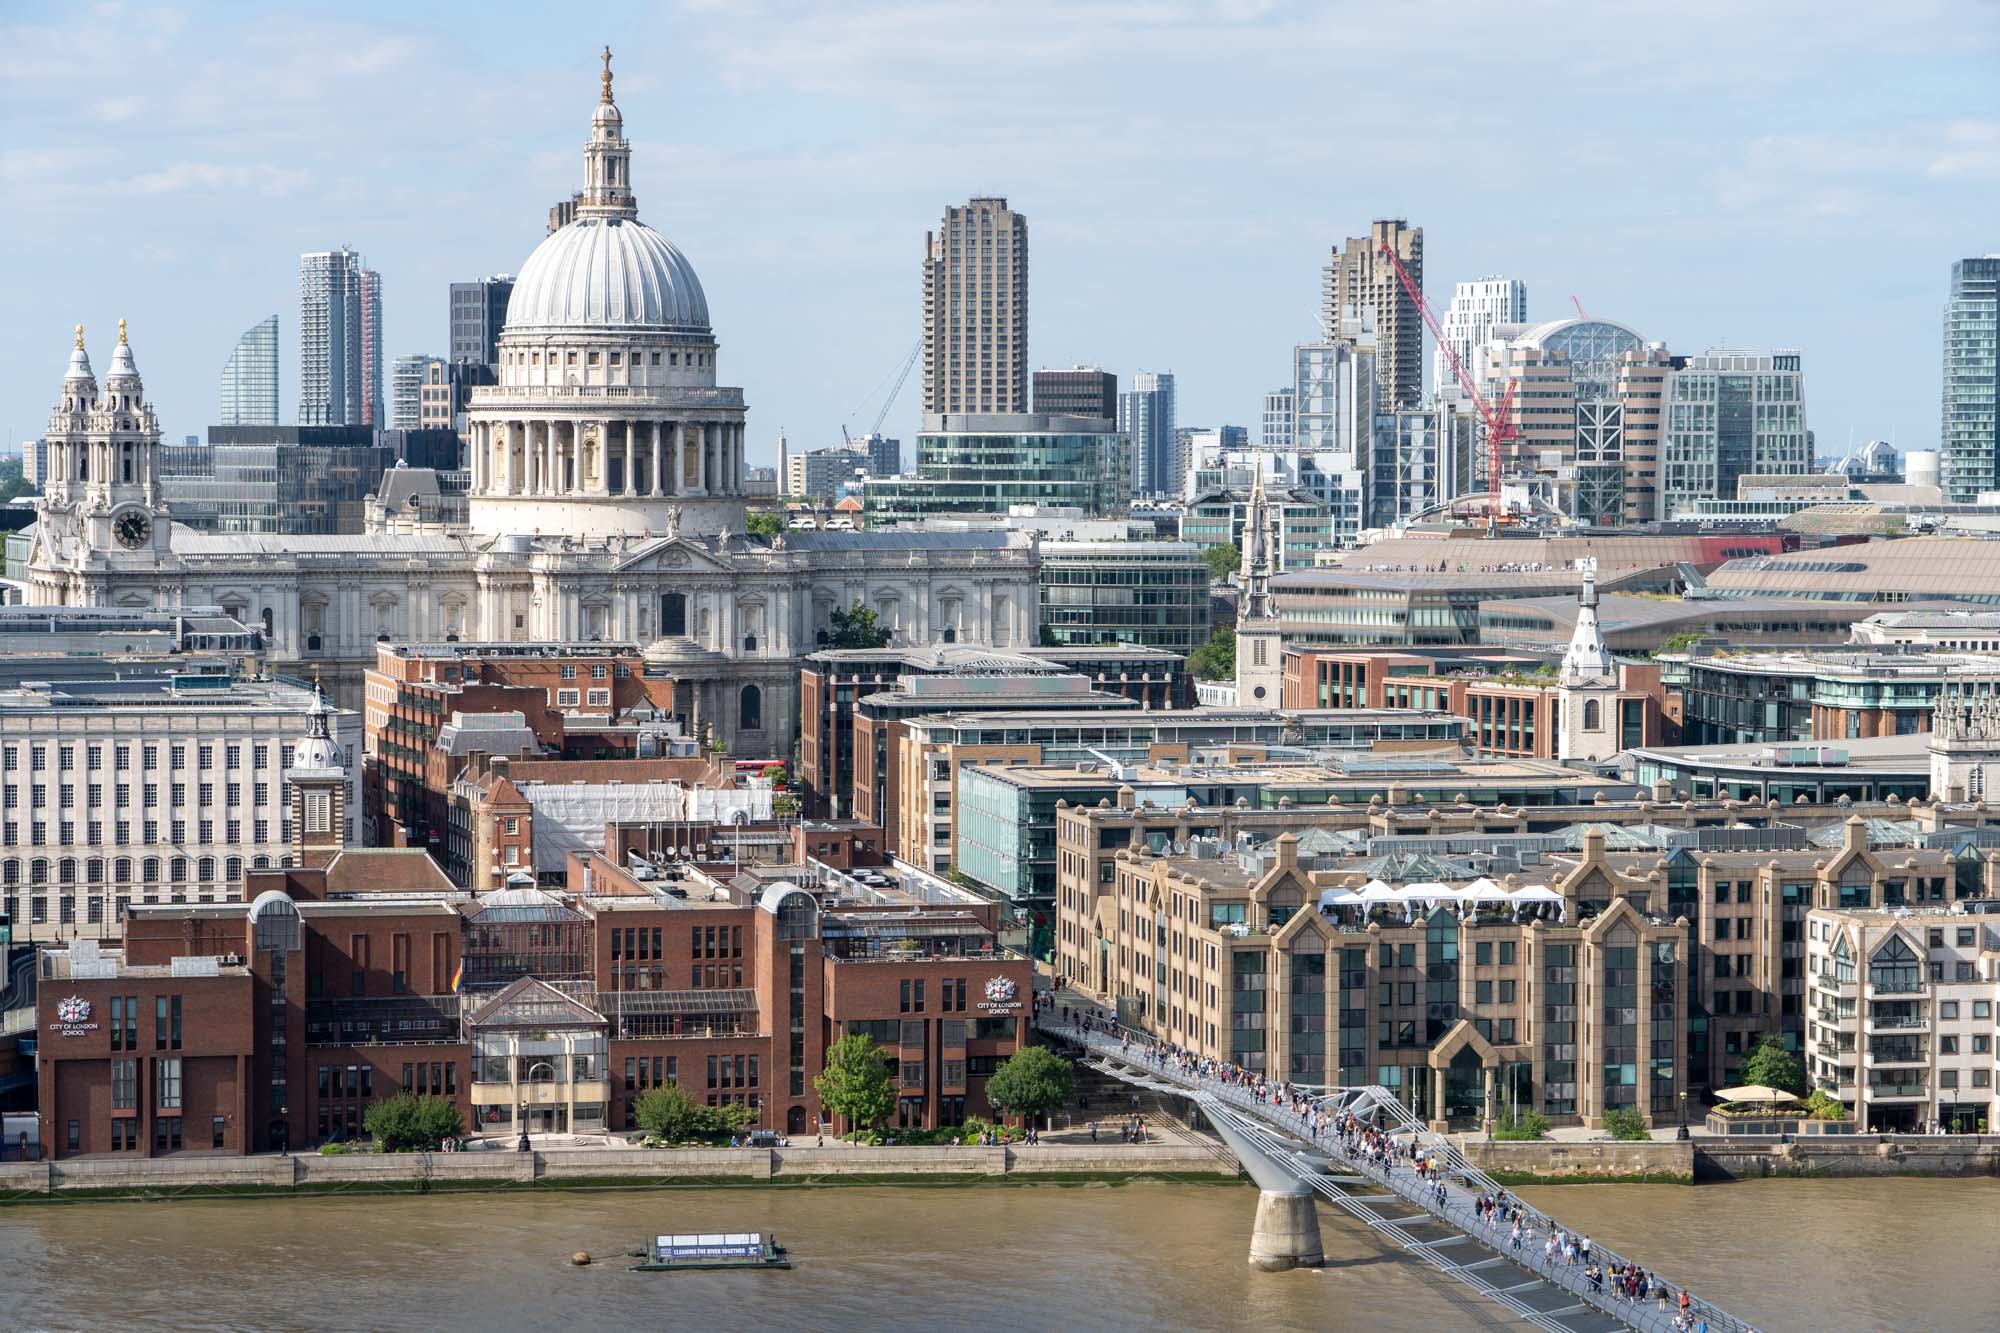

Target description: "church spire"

left=65, top=325, right=96, bottom=384
left=578, top=46, right=638, bottom=220
left=1559, top=567, right=1614, bottom=683
left=1240, top=465, right=1273, bottom=621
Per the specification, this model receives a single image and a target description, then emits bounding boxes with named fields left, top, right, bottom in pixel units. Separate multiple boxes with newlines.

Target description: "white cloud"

left=1925, top=119, right=2000, bottom=181
left=94, top=96, right=143, bottom=123
left=128, top=162, right=312, bottom=196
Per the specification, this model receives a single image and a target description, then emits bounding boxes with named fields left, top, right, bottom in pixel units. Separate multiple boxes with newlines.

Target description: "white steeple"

left=106, top=318, right=140, bottom=385
left=63, top=324, right=96, bottom=388
left=1240, top=466, right=1273, bottom=618
left=1556, top=565, right=1620, bottom=762
left=1559, top=568, right=1614, bottom=683
left=578, top=45, right=638, bottom=221
left=1234, top=465, right=1284, bottom=706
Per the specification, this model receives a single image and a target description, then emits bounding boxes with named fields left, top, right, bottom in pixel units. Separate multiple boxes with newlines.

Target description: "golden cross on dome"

left=74, top=324, right=84, bottom=349
left=601, top=45, right=614, bottom=103
left=118, top=318, right=128, bottom=345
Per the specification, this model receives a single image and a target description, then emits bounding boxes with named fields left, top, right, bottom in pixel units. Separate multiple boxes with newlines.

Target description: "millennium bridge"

left=1046, top=1016, right=1756, bottom=1333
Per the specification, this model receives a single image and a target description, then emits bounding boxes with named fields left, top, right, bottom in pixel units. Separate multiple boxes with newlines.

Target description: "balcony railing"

left=1865, top=1082, right=1928, bottom=1100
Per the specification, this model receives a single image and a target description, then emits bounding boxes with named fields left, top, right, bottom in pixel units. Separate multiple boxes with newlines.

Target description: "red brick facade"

left=36, top=848, right=1031, bottom=1158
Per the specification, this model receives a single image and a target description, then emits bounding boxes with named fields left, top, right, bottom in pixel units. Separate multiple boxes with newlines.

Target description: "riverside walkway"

left=1046, top=1016, right=1756, bottom=1333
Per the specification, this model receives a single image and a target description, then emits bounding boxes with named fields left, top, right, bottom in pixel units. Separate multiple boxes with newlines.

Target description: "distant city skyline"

left=1, top=2, right=1994, bottom=460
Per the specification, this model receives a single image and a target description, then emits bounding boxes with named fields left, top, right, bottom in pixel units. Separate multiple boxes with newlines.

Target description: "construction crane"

left=1378, top=241, right=1518, bottom=528
left=843, top=337, right=924, bottom=445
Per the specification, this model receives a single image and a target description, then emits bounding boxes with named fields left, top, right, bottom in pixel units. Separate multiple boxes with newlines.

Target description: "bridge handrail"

left=1050, top=1015, right=1755, bottom=1333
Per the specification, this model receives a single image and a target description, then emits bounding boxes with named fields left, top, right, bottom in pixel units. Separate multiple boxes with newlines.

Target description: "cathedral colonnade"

left=466, top=418, right=746, bottom=498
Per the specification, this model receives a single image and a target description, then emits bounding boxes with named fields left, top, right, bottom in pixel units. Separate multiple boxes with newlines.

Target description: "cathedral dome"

left=506, top=217, right=710, bottom=335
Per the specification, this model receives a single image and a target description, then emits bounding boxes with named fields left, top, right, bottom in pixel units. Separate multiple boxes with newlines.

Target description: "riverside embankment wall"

left=0, top=1142, right=1240, bottom=1203
left=1460, top=1134, right=2000, bottom=1182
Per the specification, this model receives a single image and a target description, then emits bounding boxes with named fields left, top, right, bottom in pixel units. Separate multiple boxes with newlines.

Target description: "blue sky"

left=2, top=0, right=1996, bottom=465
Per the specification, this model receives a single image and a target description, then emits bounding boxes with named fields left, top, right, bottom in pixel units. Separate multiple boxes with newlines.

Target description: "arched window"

left=30, top=858, right=49, bottom=885
left=58, top=858, right=76, bottom=885
left=197, top=856, right=216, bottom=882
left=739, top=684, right=762, bottom=732
left=251, top=893, right=301, bottom=953
left=252, top=854, right=271, bottom=869
left=86, top=857, right=104, bottom=884
left=114, top=857, right=132, bottom=884
left=775, top=889, right=818, bottom=941
left=171, top=856, right=189, bottom=883
left=1, top=859, right=16, bottom=885
left=1583, top=699, right=1602, bottom=731
left=142, top=857, right=160, bottom=883
left=225, top=855, right=243, bottom=884
left=661, top=592, right=687, bottom=637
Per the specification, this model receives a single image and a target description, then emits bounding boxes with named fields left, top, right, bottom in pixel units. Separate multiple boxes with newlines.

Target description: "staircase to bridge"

left=1041, top=1017, right=1756, bottom=1333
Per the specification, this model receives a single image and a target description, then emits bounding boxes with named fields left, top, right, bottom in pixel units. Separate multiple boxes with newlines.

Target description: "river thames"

left=2, top=1177, right=1993, bottom=1330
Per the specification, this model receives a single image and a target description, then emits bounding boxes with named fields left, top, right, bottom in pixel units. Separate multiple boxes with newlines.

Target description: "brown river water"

left=0, top=1177, right=1993, bottom=1331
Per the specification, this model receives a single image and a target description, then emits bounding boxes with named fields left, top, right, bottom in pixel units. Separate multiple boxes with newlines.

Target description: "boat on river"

left=629, top=1232, right=791, bottom=1271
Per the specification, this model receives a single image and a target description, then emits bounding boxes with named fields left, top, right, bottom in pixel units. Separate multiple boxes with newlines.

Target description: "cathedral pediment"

left=613, top=536, right=737, bottom=574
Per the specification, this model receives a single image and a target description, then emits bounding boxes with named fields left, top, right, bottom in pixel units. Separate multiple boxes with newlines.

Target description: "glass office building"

left=219, top=316, right=279, bottom=427
left=162, top=426, right=393, bottom=534
left=1038, top=540, right=1211, bottom=653
left=1942, top=257, right=2000, bottom=503
left=864, top=413, right=1129, bottom=526
left=1660, top=351, right=1809, bottom=516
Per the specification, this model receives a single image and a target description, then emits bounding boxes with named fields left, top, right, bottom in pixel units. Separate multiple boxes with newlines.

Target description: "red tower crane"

left=1377, top=241, right=1517, bottom=526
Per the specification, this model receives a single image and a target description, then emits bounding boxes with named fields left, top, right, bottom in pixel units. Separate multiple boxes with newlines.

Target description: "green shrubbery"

left=1602, top=1107, right=1651, bottom=1141
left=633, top=1082, right=755, bottom=1144
left=362, top=1093, right=465, bottom=1152
left=1491, top=1109, right=1550, bottom=1141
left=844, top=1117, right=1022, bottom=1147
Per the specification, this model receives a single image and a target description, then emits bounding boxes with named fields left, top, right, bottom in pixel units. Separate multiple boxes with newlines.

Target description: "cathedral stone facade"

left=26, top=57, right=1038, bottom=755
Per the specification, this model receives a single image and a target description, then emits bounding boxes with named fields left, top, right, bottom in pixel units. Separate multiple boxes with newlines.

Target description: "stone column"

left=651, top=421, right=663, bottom=497
left=1248, top=1189, right=1324, bottom=1272
left=670, top=422, right=684, bottom=495
left=623, top=422, right=636, bottom=495
left=1482, top=1065, right=1496, bottom=1133
left=1271, top=950, right=1292, bottom=1078
left=1432, top=1068, right=1446, bottom=1127
left=696, top=422, right=708, bottom=493
left=468, top=423, right=483, bottom=493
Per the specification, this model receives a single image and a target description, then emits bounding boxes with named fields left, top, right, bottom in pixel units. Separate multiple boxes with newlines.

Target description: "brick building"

left=35, top=844, right=1030, bottom=1158
left=1282, top=646, right=1673, bottom=759
left=364, top=641, right=688, bottom=854
left=447, top=754, right=733, bottom=891
left=799, top=645, right=1192, bottom=819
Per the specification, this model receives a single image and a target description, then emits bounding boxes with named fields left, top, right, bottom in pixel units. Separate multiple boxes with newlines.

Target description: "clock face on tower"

left=114, top=510, right=151, bottom=550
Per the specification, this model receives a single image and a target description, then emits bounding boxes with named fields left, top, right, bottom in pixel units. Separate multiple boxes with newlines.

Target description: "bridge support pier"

left=1248, top=1188, right=1323, bottom=1271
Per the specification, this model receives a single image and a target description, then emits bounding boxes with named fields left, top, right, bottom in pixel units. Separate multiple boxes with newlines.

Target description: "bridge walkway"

left=1045, top=1017, right=1755, bottom=1333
